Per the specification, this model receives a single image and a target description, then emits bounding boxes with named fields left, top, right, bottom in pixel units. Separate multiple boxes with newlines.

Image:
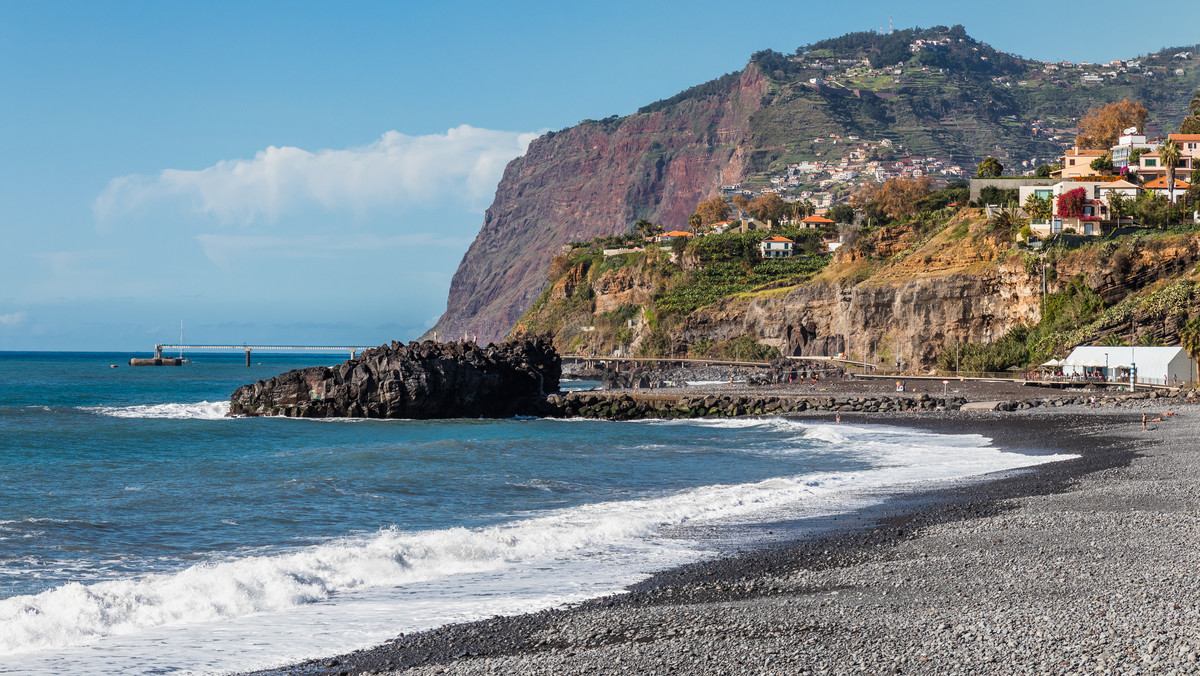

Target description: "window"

left=1146, top=158, right=1157, bottom=167
left=1069, top=159, right=1076, bottom=166
left=1051, top=218, right=1062, bottom=234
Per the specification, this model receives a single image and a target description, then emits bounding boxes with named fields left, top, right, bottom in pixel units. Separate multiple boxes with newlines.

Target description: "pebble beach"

left=254, top=391, right=1200, bottom=676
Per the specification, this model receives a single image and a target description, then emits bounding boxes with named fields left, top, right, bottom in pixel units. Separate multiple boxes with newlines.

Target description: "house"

left=1053, top=146, right=1109, bottom=179
left=653, top=230, right=694, bottom=243
left=759, top=236, right=795, bottom=259
left=1134, top=135, right=1199, bottom=181
left=799, top=214, right=837, bottom=229
left=1110, top=131, right=1158, bottom=169
left=1019, top=179, right=1131, bottom=237
left=823, top=231, right=850, bottom=253
left=1143, top=176, right=1191, bottom=202
left=1059, top=346, right=1196, bottom=386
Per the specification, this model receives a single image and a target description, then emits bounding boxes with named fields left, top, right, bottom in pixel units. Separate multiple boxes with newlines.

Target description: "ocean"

left=0, top=351, right=1074, bottom=674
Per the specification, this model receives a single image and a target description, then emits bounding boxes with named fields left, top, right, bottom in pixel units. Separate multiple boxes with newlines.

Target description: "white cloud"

left=0, top=311, right=28, bottom=327
left=94, top=125, right=540, bottom=226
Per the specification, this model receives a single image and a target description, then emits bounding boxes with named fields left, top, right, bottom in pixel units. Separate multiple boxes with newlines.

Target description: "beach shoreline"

left=245, top=400, right=1191, bottom=675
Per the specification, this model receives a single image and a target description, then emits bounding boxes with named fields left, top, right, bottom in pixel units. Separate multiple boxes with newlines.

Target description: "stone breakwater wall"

left=544, top=392, right=965, bottom=420
left=543, top=388, right=1199, bottom=420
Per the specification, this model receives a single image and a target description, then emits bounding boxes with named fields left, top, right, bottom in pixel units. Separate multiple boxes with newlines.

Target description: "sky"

left=2, top=1, right=1198, bottom=351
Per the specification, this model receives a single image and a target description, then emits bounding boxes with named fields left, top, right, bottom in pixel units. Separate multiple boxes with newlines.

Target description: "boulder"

left=229, top=337, right=560, bottom=419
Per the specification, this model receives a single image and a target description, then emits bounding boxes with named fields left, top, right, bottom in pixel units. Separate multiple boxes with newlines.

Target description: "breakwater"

left=543, top=387, right=1198, bottom=420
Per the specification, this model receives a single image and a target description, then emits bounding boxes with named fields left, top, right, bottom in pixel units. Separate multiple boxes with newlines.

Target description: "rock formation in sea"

left=229, top=337, right=561, bottom=419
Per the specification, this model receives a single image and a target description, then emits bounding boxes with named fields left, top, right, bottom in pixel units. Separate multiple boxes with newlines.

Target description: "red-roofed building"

left=653, top=230, right=695, bottom=243
left=799, top=214, right=836, bottom=229
left=758, top=236, right=795, bottom=258
left=1143, top=175, right=1191, bottom=202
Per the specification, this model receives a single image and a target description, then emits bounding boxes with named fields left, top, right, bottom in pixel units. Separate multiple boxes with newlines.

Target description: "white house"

left=1060, top=346, right=1196, bottom=386
left=759, top=236, right=794, bottom=258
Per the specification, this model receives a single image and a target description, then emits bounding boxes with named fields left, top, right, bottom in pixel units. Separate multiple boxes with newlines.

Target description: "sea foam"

left=82, top=401, right=230, bottom=420
left=0, top=418, right=1075, bottom=664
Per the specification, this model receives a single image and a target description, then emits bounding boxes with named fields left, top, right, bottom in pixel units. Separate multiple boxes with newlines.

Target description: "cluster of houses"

left=1009, top=131, right=1198, bottom=238
left=721, top=137, right=965, bottom=214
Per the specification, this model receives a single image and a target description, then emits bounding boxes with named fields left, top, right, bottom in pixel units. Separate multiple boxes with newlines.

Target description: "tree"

left=1089, top=154, right=1113, bottom=174
left=1181, top=116, right=1200, bottom=134
left=1181, top=317, right=1200, bottom=358
left=1075, top=99, right=1148, bottom=150
left=1056, top=187, right=1087, bottom=218
left=827, top=204, right=855, bottom=225
left=696, top=197, right=730, bottom=226
left=632, top=218, right=662, bottom=238
left=851, top=176, right=933, bottom=221
left=791, top=200, right=816, bottom=219
left=1159, top=139, right=1182, bottom=205
left=1191, top=88, right=1200, bottom=118
left=976, top=156, right=1004, bottom=178
left=1034, top=164, right=1053, bottom=178
left=1135, top=191, right=1170, bottom=228
left=731, top=194, right=750, bottom=212
left=1023, top=193, right=1052, bottom=221
left=687, top=213, right=702, bottom=231
left=747, top=192, right=789, bottom=224
left=1107, top=191, right=1130, bottom=224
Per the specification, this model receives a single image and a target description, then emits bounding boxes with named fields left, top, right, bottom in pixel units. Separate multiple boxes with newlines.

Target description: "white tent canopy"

left=1060, top=346, right=1196, bottom=385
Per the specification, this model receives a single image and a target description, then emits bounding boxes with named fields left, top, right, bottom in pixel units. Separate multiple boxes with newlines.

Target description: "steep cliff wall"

left=428, top=67, right=768, bottom=344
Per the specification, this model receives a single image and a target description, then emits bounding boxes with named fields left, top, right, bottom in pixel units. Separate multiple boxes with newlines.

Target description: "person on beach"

left=1142, top=413, right=1147, bottom=431
left=835, top=413, right=841, bottom=424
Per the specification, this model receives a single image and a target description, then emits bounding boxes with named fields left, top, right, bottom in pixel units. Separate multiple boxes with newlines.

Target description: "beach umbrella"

left=1041, top=358, right=1061, bottom=366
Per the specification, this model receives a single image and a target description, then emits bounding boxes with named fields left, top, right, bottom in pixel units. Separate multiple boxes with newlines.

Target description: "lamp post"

left=1104, top=353, right=1109, bottom=383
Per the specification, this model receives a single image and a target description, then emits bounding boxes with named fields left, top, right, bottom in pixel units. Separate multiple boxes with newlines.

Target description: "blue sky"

left=2, top=1, right=1197, bottom=351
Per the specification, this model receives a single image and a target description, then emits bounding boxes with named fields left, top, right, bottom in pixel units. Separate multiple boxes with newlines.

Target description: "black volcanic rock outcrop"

left=229, top=338, right=560, bottom=419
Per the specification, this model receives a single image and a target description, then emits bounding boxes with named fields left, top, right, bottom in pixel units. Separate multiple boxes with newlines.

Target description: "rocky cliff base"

left=229, top=338, right=561, bottom=419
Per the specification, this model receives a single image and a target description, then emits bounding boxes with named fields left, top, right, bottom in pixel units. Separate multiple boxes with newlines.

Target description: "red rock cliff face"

left=429, top=66, right=767, bottom=344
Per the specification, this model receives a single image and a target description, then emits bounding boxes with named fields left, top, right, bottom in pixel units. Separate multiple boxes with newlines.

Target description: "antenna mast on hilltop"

left=889, top=16, right=894, bottom=34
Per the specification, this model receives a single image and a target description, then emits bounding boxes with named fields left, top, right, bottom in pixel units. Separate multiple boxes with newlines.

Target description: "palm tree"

left=1181, top=318, right=1200, bottom=358
left=1190, top=88, right=1200, bottom=118
left=1101, top=333, right=1126, bottom=347
left=1159, top=139, right=1182, bottom=205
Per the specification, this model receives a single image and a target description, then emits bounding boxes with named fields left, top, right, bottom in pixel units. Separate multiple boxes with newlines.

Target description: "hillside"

left=514, top=208, right=1200, bottom=373
left=429, top=26, right=1200, bottom=344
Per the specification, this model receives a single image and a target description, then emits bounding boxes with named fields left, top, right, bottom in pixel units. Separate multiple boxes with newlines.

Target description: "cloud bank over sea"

left=93, top=125, right=540, bottom=226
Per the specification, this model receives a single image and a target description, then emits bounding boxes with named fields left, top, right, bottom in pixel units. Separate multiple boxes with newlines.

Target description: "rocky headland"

left=228, top=338, right=560, bottom=419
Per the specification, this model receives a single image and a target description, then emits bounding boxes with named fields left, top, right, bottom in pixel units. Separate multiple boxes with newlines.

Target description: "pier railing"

left=153, top=344, right=376, bottom=365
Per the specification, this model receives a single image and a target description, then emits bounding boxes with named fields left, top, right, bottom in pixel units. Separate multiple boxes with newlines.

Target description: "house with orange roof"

left=758, top=236, right=795, bottom=259
left=1143, top=175, right=1191, bottom=202
left=653, top=230, right=695, bottom=243
left=798, top=214, right=837, bottom=229
left=1134, top=134, right=1198, bottom=182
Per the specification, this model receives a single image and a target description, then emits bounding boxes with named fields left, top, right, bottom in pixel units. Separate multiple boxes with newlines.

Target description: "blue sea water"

left=0, top=352, right=1073, bottom=674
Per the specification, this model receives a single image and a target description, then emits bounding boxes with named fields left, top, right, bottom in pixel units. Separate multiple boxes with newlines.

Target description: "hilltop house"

left=653, top=230, right=694, bottom=243
left=758, top=236, right=795, bottom=258
left=1134, top=134, right=1200, bottom=181
left=1019, top=178, right=1137, bottom=236
left=1110, top=131, right=1158, bottom=170
left=1053, top=146, right=1109, bottom=179
left=799, top=214, right=837, bottom=229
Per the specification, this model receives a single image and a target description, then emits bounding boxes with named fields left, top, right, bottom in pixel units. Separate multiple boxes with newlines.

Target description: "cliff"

left=428, top=67, right=768, bottom=344
left=228, top=337, right=560, bottom=419
left=429, top=27, right=1200, bottom=345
